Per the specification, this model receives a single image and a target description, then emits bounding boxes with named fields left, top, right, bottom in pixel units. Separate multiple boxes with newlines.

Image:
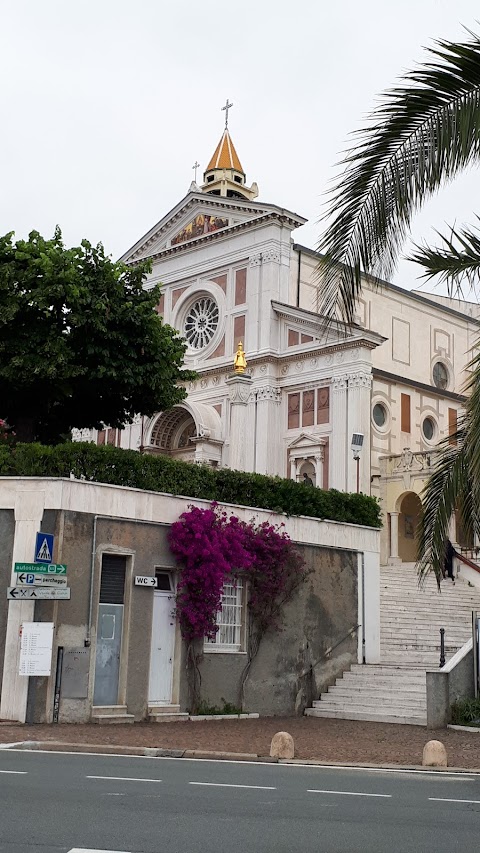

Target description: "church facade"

left=78, top=119, right=480, bottom=564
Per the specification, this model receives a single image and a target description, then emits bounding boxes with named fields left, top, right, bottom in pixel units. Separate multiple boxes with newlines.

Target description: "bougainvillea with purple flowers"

left=168, top=503, right=253, bottom=642
left=168, top=503, right=308, bottom=711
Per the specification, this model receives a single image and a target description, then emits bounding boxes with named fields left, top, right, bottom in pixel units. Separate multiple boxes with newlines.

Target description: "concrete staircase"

left=305, top=562, right=480, bottom=725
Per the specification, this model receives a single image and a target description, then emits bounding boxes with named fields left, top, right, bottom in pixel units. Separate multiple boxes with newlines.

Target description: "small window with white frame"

left=204, top=579, right=244, bottom=652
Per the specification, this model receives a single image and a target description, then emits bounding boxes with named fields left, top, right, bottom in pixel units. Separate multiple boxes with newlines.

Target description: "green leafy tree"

left=316, top=31, right=480, bottom=582
left=0, top=228, right=195, bottom=443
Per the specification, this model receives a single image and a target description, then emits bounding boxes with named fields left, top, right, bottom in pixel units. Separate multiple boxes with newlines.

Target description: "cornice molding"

left=186, top=340, right=374, bottom=386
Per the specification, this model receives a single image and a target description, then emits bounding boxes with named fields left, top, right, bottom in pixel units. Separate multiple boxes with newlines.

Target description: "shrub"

left=451, top=696, right=480, bottom=726
left=195, top=699, right=242, bottom=716
left=0, top=442, right=382, bottom=528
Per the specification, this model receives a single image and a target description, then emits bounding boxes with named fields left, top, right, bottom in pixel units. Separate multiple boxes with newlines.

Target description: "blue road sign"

left=34, top=532, right=54, bottom=564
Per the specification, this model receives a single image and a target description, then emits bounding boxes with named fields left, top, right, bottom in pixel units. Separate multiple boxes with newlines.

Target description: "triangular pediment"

left=288, top=432, right=327, bottom=450
left=120, top=192, right=306, bottom=265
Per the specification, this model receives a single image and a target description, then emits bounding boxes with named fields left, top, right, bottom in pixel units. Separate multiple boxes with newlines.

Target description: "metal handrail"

left=298, top=624, right=361, bottom=680
left=456, top=552, right=480, bottom=575
left=439, top=628, right=446, bottom=668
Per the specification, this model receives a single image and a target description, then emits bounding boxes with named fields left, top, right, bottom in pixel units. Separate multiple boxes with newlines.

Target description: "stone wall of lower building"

left=0, top=478, right=378, bottom=723
left=197, top=544, right=357, bottom=716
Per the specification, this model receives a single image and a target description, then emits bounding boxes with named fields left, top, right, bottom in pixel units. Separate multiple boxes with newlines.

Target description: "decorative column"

left=330, top=375, right=348, bottom=491
left=255, top=385, right=282, bottom=475
left=347, top=371, right=372, bottom=494
left=448, top=515, right=460, bottom=551
left=225, top=372, right=254, bottom=471
left=289, top=457, right=298, bottom=481
left=313, top=450, right=325, bottom=487
left=388, top=511, right=401, bottom=565
left=248, top=253, right=263, bottom=354
left=257, top=247, right=282, bottom=353
left=1, top=488, right=45, bottom=722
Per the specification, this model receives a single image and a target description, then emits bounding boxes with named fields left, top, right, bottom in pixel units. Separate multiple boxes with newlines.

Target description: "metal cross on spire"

left=192, top=160, right=200, bottom=181
left=221, top=98, right=233, bottom=129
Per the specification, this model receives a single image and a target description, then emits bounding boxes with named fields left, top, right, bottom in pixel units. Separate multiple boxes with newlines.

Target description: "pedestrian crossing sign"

left=34, top=532, right=54, bottom=564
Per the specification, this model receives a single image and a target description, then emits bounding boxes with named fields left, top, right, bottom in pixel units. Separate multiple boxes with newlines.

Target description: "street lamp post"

left=351, top=433, right=364, bottom=494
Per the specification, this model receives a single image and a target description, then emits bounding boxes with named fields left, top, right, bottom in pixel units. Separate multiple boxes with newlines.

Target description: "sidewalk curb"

left=3, top=740, right=480, bottom=773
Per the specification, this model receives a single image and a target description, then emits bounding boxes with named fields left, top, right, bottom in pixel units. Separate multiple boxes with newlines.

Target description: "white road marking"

left=189, top=781, right=276, bottom=790
left=0, top=769, right=27, bottom=774
left=68, top=849, right=132, bottom=852
left=429, top=797, right=480, bottom=805
left=308, top=789, right=392, bottom=798
left=86, top=775, right=162, bottom=783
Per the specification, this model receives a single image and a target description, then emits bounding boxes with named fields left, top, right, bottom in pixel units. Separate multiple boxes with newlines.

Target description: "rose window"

left=184, top=297, right=219, bottom=349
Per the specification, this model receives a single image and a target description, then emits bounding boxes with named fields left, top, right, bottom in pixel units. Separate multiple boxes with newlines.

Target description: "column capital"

left=261, top=247, right=281, bottom=264
left=330, top=374, right=349, bottom=392
left=225, top=372, right=253, bottom=405
left=348, top=371, right=373, bottom=389
left=255, top=385, right=281, bottom=403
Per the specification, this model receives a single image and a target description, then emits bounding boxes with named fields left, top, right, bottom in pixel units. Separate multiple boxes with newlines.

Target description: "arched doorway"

left=149, top=408, right=197, bottom=462
left=146, top=402, right=224, bottom=467
left=298, top=460, right=317, bottom=486
left=397, top=492, right=423, bottom=562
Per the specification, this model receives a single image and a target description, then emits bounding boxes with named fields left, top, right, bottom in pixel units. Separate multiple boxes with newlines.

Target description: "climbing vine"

left=168, top=504, right=307, bottom=712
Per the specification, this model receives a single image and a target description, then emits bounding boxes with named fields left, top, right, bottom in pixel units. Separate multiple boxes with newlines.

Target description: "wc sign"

left=134, top=576, right=157, bottom=588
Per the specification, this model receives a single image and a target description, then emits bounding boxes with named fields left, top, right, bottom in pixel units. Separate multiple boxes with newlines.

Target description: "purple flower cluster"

left=241, top=521, right=306, bottom=634
left=168, top=504, right=253, bottom=642
left=168, top=504, right=306, bottom=643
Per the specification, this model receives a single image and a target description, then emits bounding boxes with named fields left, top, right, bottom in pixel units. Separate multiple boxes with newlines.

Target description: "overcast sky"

left=2, top=0, right=480, bottom=295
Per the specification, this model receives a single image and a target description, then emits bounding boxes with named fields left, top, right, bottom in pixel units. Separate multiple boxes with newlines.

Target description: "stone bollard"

left=270, top=731, right=295, bottom=760
left=422, top=739, right=447, bottom=767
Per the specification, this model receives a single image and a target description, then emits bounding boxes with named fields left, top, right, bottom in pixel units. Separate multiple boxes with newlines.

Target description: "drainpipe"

left=85, top=514, right=99, bottom=647
left=296, top=248, right=302, bottom=307
left=361, top=551, right=366, bottom=664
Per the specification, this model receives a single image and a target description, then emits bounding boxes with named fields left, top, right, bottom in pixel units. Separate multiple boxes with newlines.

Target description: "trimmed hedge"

left=0, top=442, right=382, bottom=528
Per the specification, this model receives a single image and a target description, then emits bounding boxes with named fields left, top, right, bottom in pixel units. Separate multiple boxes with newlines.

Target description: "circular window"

left=184, top=297, right=219, bottom=350
left=422, top=417, right=435, bottom=441
left=433, top=362, right=448, bottom=390
left=372, top=402, right=387, bottom=428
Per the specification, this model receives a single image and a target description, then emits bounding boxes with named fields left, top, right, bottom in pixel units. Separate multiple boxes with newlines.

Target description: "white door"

left=148, top=592, right=175, bottom=704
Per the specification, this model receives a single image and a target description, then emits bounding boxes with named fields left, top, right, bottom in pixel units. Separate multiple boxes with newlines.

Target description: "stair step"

left=341, top=679, right=425, bottom=690
left=148, top=713, right=189, bottom=723
left=91, top=705, right=129, bottom=716
left=92, top=713, right=135, bottom=724
left=148, top=704, right=181, bottom=714
left=316, top=694, right=426, bottom=709
left=329, top=686, right=425, bottom=698
left=305, top=708, right=426, bottom=725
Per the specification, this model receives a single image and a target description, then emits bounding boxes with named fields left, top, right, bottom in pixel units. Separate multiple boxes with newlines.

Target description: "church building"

left=78, top=108, right=480, bottom=565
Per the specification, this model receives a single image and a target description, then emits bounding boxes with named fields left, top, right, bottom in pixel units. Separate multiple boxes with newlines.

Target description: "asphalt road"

left=1, top=749, right=480, bottom=853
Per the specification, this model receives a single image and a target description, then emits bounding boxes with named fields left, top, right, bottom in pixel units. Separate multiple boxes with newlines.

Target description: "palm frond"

left=409, top=217, right=480, bottom=295
left=317, top=31, right=480, bottom=324
left=416, top=425, right=470, bottom=586
left=417, top=338, right=480, bottom=584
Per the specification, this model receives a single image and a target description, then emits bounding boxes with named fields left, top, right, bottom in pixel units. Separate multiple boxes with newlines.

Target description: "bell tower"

left=201, top=100, right=259, bottom=201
